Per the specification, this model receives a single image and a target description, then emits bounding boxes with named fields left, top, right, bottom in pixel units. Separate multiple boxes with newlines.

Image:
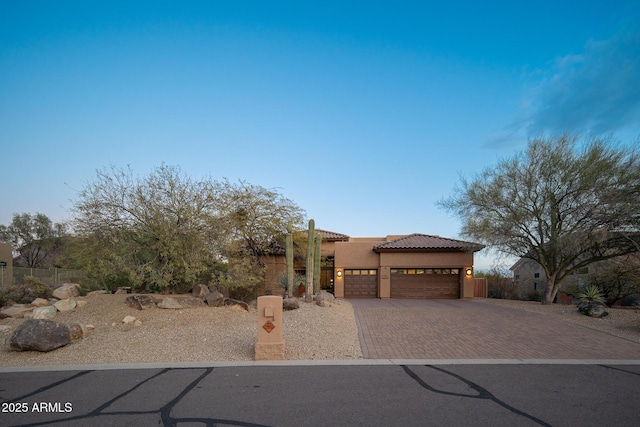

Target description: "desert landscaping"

left=1, top=284, right=639, bottom=368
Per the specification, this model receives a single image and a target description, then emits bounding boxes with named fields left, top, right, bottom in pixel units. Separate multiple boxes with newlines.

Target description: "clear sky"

left=1, top=1, right=639, bottom=270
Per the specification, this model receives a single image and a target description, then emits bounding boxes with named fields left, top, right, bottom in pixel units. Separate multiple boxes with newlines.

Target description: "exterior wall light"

left=465, top=268, right=473, bottom=277
left=337, top=270, right=342, bottom=278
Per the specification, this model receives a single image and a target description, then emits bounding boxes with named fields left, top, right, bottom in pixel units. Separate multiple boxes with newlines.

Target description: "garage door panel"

left=390, top=269, right=460, bottom=299
left=344, top=269, right=377, bottom=298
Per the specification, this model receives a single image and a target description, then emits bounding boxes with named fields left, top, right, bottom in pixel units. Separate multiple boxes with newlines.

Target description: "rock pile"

left=0, top=283, right=82, bottom=321
left=1, top=283, right=95, bottom=352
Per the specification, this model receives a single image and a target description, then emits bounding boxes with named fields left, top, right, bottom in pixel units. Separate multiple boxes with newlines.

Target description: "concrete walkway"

left=349, top=299, right=640, bottom=360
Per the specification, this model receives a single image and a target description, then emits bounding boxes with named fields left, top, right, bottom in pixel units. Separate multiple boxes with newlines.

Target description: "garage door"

left=344, top=269, right=377, bottom=298
left=390, top=268, right=460, bottom=299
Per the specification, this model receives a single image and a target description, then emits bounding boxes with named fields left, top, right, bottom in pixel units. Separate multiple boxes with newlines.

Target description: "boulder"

left=158, top=297, right=183, bottom=309
left=122, top=315, right=137, bottom=324
left=177, top=297, right=206, bottom=308
left=114, top=287, right=132, bottom=294
left=315, top=290, right=335, bottom=307
left=125, top=295, right=157, bottom=310
left=54, top=298, right=77, bottom=312
left=31, top=298, right=51, bottom=307
left=622, top=294, right=640, bottom=307
left=578, top=301, right=609, bottom=318
left=205, top=291, right=225, bottom=307
left=192, top=284, right=210, bottom=299
left=10, top=319, right=71, bottom=352
left=223, top=298, right=250, bottom=312
left=52, top=283, right=80, bottom=300
left=0, top=304, right=35, bottom=319
left=32, top=305, right=57, bottom=320
left=66, top=323, right=90, bottom=340
left=282, top=297, right=300, bottom=311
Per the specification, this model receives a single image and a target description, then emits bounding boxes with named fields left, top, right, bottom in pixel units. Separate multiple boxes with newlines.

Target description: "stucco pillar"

left=334, top=268, right=344, bottom=298
left=255, top=296, right=285, bottom=360
left=462, top=266, right=474, bottom=299
left=379, top=266, right=390, bottom=299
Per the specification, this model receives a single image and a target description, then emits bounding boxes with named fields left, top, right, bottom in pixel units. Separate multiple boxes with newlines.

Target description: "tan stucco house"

left=265, top=231, right=485, bottom=299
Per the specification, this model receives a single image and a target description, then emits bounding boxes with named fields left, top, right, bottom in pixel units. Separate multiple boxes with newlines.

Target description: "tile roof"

left=373, top=234, right=485, bottom=252
left=316, top=229, right=350, bottom=241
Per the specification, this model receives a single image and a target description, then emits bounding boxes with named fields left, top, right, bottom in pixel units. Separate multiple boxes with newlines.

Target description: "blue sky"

left=1, top=1, right=639, bottom=270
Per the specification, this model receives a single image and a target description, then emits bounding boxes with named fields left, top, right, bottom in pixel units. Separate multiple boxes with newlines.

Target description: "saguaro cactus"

left=313, top=231, right=321, bottom=293
left=305, top=219, right=315, bottom=303
left=286, top=223, right=294, bottom=298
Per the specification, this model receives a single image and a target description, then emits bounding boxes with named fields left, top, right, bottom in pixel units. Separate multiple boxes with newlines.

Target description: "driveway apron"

left=349, top=299, right=640, bottom=360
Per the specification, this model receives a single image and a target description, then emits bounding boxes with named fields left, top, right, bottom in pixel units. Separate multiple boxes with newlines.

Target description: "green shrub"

left=576, top=284, right=605, bottom=303
left=524, top=290, right=542, bottom=302
left=278, top=272, right=306, bottom=293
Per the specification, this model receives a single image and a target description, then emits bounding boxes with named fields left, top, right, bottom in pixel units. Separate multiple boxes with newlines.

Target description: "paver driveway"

left=349, top=299, right=640, bottom=360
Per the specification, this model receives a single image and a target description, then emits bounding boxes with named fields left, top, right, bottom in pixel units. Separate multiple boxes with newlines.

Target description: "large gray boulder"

left=177, top=297, right=206, bottom=308
left=52, top=283, right=80, bottom=300
left=578, top=301, right=609, bottom=318
left=282, top=297, right=300, bottom=311
left=315, top=290, right=335, bottom=307
left=10, top=319, right=71, bottom=352
left=622, top=294, right=640, bottom=307
left=157, top=297, right=183, bottom=309
left=205, top=291, right=225, bottom=307
left=192, top=284, right=210, bottom=299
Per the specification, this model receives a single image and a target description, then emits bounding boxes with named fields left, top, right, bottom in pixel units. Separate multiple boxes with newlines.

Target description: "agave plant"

left=576, top=284, right=605, bottom=303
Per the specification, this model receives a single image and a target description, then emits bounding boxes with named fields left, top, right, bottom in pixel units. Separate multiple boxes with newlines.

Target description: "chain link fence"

left=10, top=267, right=87, bottom=287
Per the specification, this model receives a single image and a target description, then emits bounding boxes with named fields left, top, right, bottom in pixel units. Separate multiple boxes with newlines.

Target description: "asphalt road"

left=1, top=362, right=639, bottom=426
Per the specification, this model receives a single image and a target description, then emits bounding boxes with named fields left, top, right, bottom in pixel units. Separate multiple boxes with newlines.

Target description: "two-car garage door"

left=390, top=268, right=460, bottom=299
left=343, top=268, right=461, bottom=299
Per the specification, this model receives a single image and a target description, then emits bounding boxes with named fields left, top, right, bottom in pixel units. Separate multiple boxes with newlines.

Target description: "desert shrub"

left=478, top=267, right=518, bottom=299
left=278, top=272, right=306, bottom=293
left=576, top=284, right=606, bottom=303
left=524, top=290, right=542, bottom=302
left=23, top=276, right=53, bottom=299
left=0, top=280, right=52, bottom=306
left=211, top=256, right=264, bottom=302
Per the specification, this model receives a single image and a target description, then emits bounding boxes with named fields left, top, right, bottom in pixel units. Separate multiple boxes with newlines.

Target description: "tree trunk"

left=541, top=278, right=559, bottom=304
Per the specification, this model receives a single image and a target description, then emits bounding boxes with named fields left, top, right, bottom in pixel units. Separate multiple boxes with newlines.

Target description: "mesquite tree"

left=440, top=135, right=640, bottom=304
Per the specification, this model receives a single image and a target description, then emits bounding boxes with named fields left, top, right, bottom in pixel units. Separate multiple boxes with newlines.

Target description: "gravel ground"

left=0, top=293, right=363, bottom=367
left=478, top=298, right=640, bottom=343
left=2, top=295, right=639, bottom=367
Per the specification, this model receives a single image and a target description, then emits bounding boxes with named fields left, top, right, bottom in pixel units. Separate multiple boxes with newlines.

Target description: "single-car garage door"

left=344, top=269, right=377, bottom=298
left=390, top=268, right=460, bottom=299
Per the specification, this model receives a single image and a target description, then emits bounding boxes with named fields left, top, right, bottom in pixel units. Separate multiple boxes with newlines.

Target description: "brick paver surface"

left=349, top=299, right=640, bottom=359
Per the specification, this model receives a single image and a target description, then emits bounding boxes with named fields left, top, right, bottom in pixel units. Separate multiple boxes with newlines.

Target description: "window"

left=391, top=268, right=460, bottom=275
left=534, top=273, right=540, bottom=278
left=345, top=269, right=376, bottom=275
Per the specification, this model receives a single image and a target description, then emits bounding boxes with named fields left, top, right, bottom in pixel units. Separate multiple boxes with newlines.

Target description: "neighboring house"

left=264, top=231, right=485, bottom=299
left=510, top=258, right=592, bottom=299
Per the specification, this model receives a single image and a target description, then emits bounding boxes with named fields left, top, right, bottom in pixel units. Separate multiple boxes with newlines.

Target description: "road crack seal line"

left=598, top=364, right=640, bottom=377
left=402, top=365, right=552, bottom=427
left=1, top=370, right=91, bottom=403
